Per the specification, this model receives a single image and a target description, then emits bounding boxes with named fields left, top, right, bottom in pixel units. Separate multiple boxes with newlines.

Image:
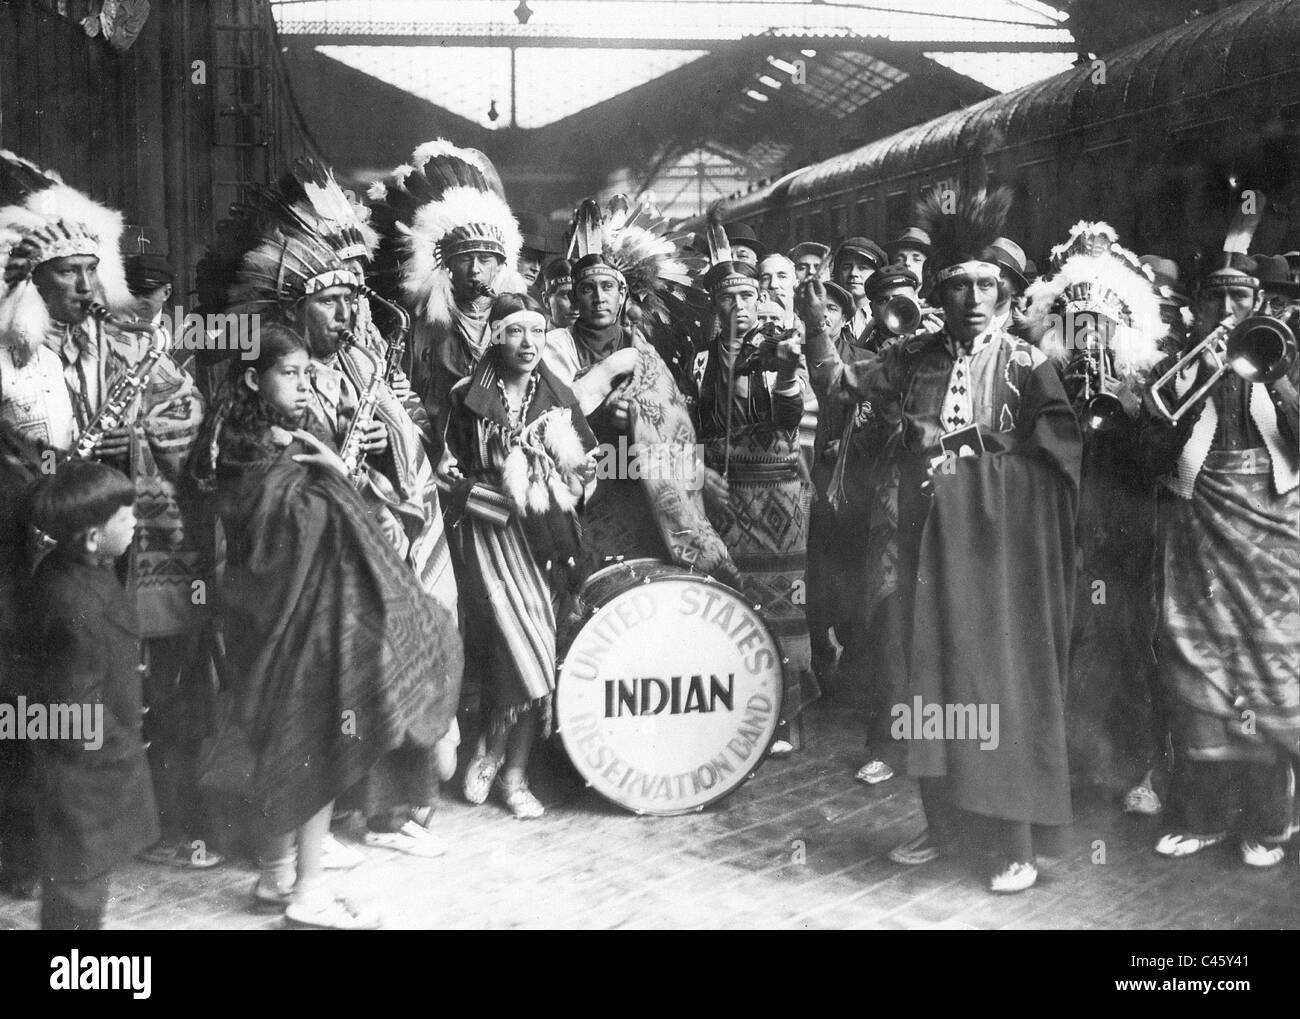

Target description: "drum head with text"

left=557, top=575, right=784, bottom=815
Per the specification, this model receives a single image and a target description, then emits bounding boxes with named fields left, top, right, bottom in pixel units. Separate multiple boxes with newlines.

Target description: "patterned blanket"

left=1159, top=449, right=1300, bottom=762
left=616, top=336, right=738, bottom=584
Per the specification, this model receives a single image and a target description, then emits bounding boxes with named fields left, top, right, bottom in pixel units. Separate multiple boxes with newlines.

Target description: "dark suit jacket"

left=26, top=552, right=158, bottom=881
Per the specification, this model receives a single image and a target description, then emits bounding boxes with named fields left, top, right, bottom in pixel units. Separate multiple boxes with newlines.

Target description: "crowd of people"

left=0, top=140, right=1295, bottom=929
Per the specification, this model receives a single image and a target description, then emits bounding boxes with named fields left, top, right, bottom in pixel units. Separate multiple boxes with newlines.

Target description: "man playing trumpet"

left=1139, top=250, right=1299, bottom=869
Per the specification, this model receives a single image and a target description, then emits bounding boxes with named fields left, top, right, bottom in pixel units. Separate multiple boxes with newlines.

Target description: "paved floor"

left=2, top=704, right=1297, bottom=930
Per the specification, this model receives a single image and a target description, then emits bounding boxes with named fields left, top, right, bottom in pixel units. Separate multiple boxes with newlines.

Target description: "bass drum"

left=556, top=559, right=785, bottom=816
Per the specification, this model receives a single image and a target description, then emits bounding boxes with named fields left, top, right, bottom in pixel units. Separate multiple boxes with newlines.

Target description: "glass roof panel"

left=317, top=46, right=708, bottom=128
left=282, top=1, right=1074, bottom=127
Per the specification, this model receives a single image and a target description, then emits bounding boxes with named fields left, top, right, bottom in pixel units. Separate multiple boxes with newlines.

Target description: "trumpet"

left=1063, top=322, right=1130, bottom=433
left=880, top=294, right=921, bottom=336
left=879, top=294, right=942, bottom=336
left=69, top=304, right=169, bottom=461
left=1148, top=312, right=1298, bottom=424
left=1076, top=346, right=1127, bottom=433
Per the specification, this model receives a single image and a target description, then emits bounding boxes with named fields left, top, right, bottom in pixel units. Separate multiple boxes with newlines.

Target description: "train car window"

left=1009, top=160, right=1051, bottom=259
left=1080, top=143, right=1131, bottom=237
left=831, top=204, right=848, bottom=240
left=855, top=198, right=875, bottom=237
left=810, top=210, right=828, bottom=246
left=886, top=191, right=909, bottom=237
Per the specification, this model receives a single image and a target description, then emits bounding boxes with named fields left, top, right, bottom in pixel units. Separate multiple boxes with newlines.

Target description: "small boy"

left=24, top=461, right=159, bottom=929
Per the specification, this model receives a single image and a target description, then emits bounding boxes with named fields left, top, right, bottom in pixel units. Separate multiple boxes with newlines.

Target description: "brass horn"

left=881, top=293, right=922, bottom=336
left=1083, top=391, right=1126, bottom=432
left=1149, top=313, right=1297, bottom=424
left=1225, top=313, right=1297, bottom=383
left=1075, top=336, right=1128, bottom=433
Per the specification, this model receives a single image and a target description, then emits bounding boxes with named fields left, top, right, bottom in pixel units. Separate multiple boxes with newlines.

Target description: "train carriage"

left=691, top=0, right=1300, bottom=272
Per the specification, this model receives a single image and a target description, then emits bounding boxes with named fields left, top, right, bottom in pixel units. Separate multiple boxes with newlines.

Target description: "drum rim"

left=581, top=556, right=716, bottom=589
left=556, top=568, right=787, bottom=817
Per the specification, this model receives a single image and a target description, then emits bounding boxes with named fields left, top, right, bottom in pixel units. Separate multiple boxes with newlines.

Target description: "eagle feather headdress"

left=1024, top=221, right=1163, bottom=376
left=366, top=140, right=527, bottom=327
left=195, top=162, right=364, bottom=324
left=282, top=158, right=379, bottom=266
left=0, top=150, right=130, bottom=363
left=565, top=194, right=705, bottom=327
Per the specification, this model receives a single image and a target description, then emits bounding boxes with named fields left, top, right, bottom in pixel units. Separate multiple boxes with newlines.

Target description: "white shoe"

left=855, top=760, right=895, bottom=785
left=1154, top=832, right=1225, bottom=858
left=989, top=860, right=1038, bottom=893
left=284, top=891, right=382, bottom=930
left=321, top=832, right=365, bottom=871
left=363, top=821, right=448, bottom=858
left=1240, top=840, right=1285, bottom=868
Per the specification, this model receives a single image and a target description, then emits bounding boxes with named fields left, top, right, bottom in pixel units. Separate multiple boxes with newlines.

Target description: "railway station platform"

left=2, top=702, right=1294, bottom=931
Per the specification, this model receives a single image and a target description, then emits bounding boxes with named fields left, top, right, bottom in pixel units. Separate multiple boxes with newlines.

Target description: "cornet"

left=880, top=294, right=921, bottom=336
left=879, top=294, right=942, bottom=336
left=1071, top=338, right=1128, bottom=433
left=1148, top=311, right=1297, bottom=424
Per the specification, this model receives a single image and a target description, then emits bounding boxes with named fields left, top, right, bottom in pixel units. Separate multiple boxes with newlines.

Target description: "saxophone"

left=364, top=284, right=410, bottom=393
left=337, top=286, right=411, bottom=482
left=69, top=304, right=169, bottom=461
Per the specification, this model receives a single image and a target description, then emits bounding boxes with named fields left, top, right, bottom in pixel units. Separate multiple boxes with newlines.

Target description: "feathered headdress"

left=281, top=158, right=379, bottom=266
left=1198, top=189, right=1266, bottom=291
left=694, top=202, right=759, bottom=301
left=0, top=150, right=130, bottom=361
left=914, top=183, right=1013, bottom=292
left=195, top=170, right=363, bottom=324
left=1023, top=221, right=1163, bottom=376
left=566, top=194, right=705, bottom=325
left=365, top=140, right=526, bottom=328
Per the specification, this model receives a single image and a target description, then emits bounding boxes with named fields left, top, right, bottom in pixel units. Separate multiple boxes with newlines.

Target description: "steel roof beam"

left=283, top=30, right=1074, bottom=52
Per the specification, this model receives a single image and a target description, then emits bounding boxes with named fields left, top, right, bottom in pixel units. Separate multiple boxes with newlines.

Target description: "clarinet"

left=69, top=304, right=169, bottom=461
left=337, top=288, right=412, bottom=483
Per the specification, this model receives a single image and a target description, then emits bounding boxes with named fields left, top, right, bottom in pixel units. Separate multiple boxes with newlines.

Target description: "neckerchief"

left=571, top=320, right=627, bottom=372
left=449, top=298, right=491, bottom=372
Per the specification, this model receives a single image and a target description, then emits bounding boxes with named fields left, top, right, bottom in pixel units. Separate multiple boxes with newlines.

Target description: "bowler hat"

left=725, top=223, right=767, bottom=261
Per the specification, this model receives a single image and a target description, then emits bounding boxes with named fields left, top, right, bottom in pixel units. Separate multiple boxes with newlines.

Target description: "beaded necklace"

left=496, top=371, right=539, bottom=431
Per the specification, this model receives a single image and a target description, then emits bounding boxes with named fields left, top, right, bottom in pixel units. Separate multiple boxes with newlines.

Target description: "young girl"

left=442, top=294, right=596, bottom=819
left=203, top=323, right=462, bottom=928
left=24, top=460, right=158, bottom=929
